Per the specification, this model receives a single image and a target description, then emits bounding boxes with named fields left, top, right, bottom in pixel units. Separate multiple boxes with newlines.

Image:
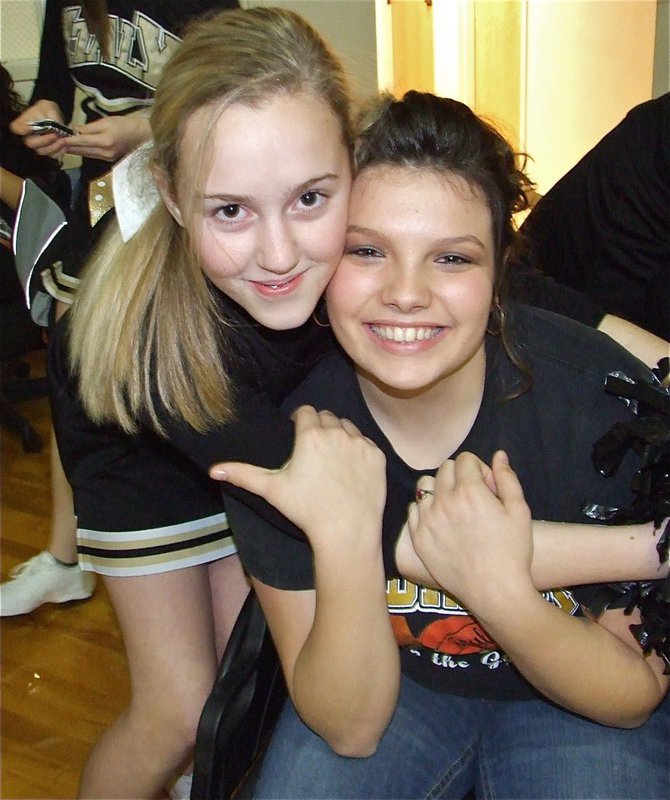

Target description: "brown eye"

left=300, top=191, right=319, bottom=207
left=219, top=204, right=241, bottom=219
left=347, top=246, right=383, bottom=259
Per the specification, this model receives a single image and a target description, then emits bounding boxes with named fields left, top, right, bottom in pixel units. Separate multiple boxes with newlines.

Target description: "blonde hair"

left=69, top=7, right=354, bottom=434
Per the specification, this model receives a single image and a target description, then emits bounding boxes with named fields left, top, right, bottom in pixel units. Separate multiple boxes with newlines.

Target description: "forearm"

left=597, top=314, right=669, bottom=368
left=530, top=520, right=668, bottom=588
left=292, top=540, right=400, bottom=756
left=476, top=586, right=666, bottom=728
left=0, top=168, right=24, bottom=210
left=396, top=520, right=667, bottom=590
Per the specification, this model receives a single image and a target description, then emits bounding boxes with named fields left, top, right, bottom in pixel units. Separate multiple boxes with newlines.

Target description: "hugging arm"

left=396, top=511, right=667, bottom=591
left=200, top=387, right=667, bottom=581
left=596, top=315, right=669, bottom=370
left=220, top=406, right=400, bottom=755
left=405, top=452, right=669, bottom=727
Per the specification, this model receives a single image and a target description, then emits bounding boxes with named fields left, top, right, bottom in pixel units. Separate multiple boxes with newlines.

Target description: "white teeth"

left=371, top=325, right=441, bottom=343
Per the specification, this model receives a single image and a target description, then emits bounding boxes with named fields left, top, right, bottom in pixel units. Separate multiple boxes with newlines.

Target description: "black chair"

left=191, top=590, right=287, bottom=800
left=191, top=593, right=478, bottom=800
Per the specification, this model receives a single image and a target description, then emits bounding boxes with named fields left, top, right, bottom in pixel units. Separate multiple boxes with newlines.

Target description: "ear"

left=152, top=165, right=184, bottom=227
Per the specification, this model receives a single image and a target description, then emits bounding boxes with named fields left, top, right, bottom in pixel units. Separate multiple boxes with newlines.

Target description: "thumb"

left=491, top=450, right=526, bottom=507
left=209, top=461, right=276, bottom=498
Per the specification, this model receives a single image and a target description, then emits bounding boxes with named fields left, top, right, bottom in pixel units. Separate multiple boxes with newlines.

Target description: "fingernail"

left=209, top=466, right=227, bottom=479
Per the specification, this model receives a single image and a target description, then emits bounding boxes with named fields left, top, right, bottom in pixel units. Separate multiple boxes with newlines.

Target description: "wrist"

left=463, top=573, right=538, bottom=627
left=653, top=517, right=669, bottom=573
left=310, top=523, right=383, bottom=562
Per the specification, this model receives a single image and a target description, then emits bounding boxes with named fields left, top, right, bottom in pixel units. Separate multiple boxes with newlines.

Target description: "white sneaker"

left=0, top=551, right=96, bottom=616
left=168, top=771, right=193, bottom=800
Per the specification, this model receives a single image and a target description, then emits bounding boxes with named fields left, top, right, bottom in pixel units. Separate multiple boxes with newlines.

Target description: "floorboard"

left=1, top=349, right=130, bottom=799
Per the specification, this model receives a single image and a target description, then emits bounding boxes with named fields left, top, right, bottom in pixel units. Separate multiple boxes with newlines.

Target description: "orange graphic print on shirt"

left=390, top=614, right=496, bottom=656
left=387, top=577, right=578, bottom=659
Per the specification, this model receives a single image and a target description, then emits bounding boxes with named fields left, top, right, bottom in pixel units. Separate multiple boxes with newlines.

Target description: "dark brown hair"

left=82, top=1, right=110, bottom=60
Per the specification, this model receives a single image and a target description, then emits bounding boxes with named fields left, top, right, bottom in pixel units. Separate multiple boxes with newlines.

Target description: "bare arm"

left=0, top=167, right=25, bottom=211
left=472, top=578, right=668, bottom=727
left=219, top=406, right=400, bottom=755
left=597, top=313, right=669, bottom=368
left=406, top=452, right=668, bottom=727
left=396, top=515, right=667, bottom=590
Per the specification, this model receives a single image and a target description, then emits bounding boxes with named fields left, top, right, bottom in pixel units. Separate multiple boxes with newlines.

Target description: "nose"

left=257, top=217, right=300, bottom=275
left=381, top=262, right=431, bottom=313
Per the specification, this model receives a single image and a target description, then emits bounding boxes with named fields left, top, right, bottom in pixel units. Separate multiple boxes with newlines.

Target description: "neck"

left=357, top=346, right=486, bottom=470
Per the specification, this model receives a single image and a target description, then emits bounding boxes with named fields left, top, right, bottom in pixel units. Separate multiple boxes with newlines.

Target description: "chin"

left=361, top=362, right=448, bottom=396
left=254, top=304, right=315, bottom=331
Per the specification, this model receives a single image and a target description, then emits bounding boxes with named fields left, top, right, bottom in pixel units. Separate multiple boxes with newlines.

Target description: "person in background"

left=215, top=91, right=669, bottom=800
left=2, top=0, right=237, bottom=621
left=515, top=92, right=670, bottom=342
left=0, top=61, right=87, bottom=615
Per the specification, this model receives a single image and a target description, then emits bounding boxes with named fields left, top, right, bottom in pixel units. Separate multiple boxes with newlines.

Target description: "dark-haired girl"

left=217, top=91, right=669, bottom=799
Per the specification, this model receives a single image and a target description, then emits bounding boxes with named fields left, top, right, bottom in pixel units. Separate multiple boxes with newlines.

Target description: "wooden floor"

left=1, top=349, right=130, bottom=799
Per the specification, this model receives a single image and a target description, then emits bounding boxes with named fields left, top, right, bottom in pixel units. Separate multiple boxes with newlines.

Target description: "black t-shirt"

left=228, top=304, right=649, bottom=701
left=48, top=289, right=335, bottom=532
left=517, top=93, right=670, bottom=339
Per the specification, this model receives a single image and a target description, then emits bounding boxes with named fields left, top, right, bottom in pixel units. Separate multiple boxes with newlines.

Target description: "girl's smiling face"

left=176, top=91, right=352, bottom=330
left=326, top=165, right=495, bottom=397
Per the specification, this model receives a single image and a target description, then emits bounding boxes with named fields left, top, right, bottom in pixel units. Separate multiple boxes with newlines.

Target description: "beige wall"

left=376, top=0, right=658, bottom=193
left=654, top=0, right=669, bottom=96
left=472, top=1, right=523, bottom=148
left=389, top=0, right=434, bottom=98
left=1, top=0, right=45, bottom=101
left=243, top=0, right=378, bottom=100
left=524, top=0, right=657, bottom=193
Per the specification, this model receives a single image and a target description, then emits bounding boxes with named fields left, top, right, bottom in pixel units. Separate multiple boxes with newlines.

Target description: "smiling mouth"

left=259, top=279, right=293, bottom=289
left=369, top=325, right=444, bottom=343
left=251, top=273, right=304, bottom=296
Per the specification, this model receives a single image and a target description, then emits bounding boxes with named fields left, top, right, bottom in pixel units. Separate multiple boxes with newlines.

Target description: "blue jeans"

left=253, top=674, right=670, bottom=799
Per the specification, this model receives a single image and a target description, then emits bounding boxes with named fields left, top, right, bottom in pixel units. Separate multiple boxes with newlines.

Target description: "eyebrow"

left=202, top=172, right=341, bottom=203
left=347, top=226, right=487, bottom=251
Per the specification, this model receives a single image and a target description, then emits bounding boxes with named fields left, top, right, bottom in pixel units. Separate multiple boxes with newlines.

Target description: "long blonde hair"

left=69, top=7, right=354, bottom=435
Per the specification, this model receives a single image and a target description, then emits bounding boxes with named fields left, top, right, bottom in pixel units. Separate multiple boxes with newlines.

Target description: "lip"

left=250, top=272, right=305, bottom=298
left=365, top=322, right=447, bottom=352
